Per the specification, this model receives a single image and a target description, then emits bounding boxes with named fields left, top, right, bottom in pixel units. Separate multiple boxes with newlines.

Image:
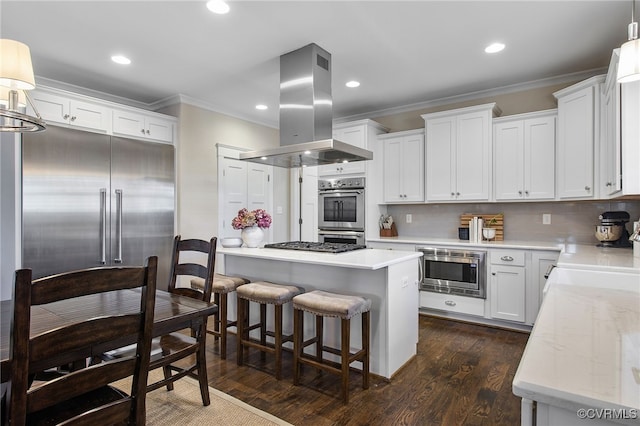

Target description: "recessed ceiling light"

left=255, top=104, right=268, bottom=110
left=260, top=156, right=268, bottom=161
left=304, top=150, right=311, bottom=155
left=484, top=43, right=505, bottom=54
left=206, top=0, right=230, bottom=14
left=346, top=80, right=360, bottom=88
left=111, top=55, right=131, bottom=65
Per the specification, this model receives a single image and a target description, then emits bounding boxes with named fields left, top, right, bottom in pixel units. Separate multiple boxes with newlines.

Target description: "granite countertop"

left=512, top=273, right=640, bottom=417
left=217, top=246, right=422, bottom=270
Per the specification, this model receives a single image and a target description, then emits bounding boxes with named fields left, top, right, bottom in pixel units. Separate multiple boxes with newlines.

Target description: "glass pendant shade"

left=618, top=37, right=640, bottom=83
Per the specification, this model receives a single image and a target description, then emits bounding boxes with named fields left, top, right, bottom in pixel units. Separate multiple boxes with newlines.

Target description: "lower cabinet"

left=489, top=249, right=526, bottom=323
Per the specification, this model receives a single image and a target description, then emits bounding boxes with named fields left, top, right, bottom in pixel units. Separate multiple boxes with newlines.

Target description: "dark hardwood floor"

left=204, top=315, right=530, bottom=426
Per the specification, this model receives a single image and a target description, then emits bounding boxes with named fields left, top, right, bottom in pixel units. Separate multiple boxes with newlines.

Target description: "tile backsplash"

left=386, top=200, right=640, bottom=245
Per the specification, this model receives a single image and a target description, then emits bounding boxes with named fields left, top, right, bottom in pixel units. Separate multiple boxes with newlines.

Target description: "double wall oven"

left=417, top=247, right=487, bottom=299
left=318, top=177, right=365, bottom=245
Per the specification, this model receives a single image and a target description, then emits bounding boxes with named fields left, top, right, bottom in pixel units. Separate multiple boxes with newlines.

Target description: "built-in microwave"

left=318, top=177, right=365, bottom=231
left=417, top=247, right=486, bottom=299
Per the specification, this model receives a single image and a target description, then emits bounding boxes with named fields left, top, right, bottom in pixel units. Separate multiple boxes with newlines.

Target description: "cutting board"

left=460, top=213, right=504, bottom=241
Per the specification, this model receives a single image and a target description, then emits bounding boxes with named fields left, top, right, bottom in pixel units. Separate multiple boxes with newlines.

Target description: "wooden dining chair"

left=8, top=256, right=158, bottom=426
left=146, top=235, right=216, bottom=406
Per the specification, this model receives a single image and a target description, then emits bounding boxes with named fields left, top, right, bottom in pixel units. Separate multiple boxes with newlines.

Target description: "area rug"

left=114, top=371, right=292, bottom=426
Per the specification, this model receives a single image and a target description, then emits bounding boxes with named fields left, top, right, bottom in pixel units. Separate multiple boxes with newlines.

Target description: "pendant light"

left=0, top=39, right=46, bottom=132
left=618, top=0, right=640, bottom=83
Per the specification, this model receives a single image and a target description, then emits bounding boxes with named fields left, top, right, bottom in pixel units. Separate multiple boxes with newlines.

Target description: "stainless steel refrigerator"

left=22, top=126, right=175, bottom=289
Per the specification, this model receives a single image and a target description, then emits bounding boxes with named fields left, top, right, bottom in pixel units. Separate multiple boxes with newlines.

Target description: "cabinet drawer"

left=420, top=291, right=485, bottom=317
left=490, top=250, right=525, bottom=266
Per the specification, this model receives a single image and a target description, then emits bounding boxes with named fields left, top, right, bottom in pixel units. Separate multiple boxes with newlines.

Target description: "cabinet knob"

left=146, top=130, right=150, bottom=135
left=451, top=192, right=455, bottom=197
left=585, top=186, right=591, bottom=191
left=518, top=190, right=523, bottom=196
left=444, top=300, right=456, bottom=307
left=606, top=182, right=612, bottom=187
left=63, top=114, right=70, bottom=120
left=492, top=272, right=496, bottom=276
left=456, top=192, right=460, bottom=196
left=70, top=116, right=76, bottom=121
left=141, top=129, right=146, bottom=134
left=525, top=190, right=529, bottom=196
left=500, top=256, right=514, bottom=262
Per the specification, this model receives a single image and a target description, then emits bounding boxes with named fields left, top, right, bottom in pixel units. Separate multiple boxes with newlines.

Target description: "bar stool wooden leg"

left=362, top=311, right=370, bottom=390
left=219, top=293, right=228, bottom=359
left=293, top=308, right=303, bottom=385
left=341, top=318, right=350, bottom=404
left=275, top=304, right=283, bottom=380
left=236, top=298, right=247, bottom=366
left=316, top=315, right=323, bottom=361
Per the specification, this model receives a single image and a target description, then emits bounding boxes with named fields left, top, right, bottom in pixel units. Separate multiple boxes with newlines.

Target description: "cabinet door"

left=29, top=91, right=70, bottom=126
left=220, top=159, right=248, bottom=238
left=145, top=117, right=173, bottom=143
left=69, top=100, right=109, bottom=132
left=401, top=133, right=425, bottom=202
left=490, top=265, right=526, bottom=322
left=557, top=86, right=595, bottom=199
left=247, top=163, right=272, bottom=242
left=113, top=110, right=146, bottom=139
left=494, top=121, right=524, bottom=200
left=524, top=116, right=555, bottom=200
left=456, top=111, right=490, bottom=201
left=425, top=117, right=455, bottom=201
left=383, top=137, right=404, bottom=202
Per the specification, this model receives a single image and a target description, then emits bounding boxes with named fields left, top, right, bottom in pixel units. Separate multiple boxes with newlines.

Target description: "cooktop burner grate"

left=263, top=241, right=366, bottom=253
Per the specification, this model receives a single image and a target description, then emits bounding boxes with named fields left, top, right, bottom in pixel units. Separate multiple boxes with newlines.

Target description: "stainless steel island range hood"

left=239, top=43, right=373, bottom=168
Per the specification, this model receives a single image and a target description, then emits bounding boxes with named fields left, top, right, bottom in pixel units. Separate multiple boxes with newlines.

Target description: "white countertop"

left=557, top=244, right=640, bottom=274
left=513, top=274, right=640, bottom=416
left=217, top=246, right=422, bottom=270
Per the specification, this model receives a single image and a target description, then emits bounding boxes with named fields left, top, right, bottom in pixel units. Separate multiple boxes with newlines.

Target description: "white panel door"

left=425, top=117, right=455, bottom=201
left=247, top=163, right=273, bottom=242
left=220, top=158, right=247, bottom=238
left=401, top=133, right=425, bottom=202
left=524, top=116, right=556, bottom=200
left=456, top=111, right=490, bottom=201
left=383, top=137, right=403, bottom=202
left=494, top=121, right=524, bottom=200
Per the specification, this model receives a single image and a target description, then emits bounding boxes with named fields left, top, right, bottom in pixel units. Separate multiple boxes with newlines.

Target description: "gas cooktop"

left=263, top=241, right=367, bottom=253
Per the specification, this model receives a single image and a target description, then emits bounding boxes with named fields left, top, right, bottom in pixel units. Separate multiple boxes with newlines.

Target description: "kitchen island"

left=217, top=246, right=423, bottom=379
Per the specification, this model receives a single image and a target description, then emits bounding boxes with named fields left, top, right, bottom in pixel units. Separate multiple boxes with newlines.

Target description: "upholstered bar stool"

left=236, top=281, right=304, bottom=380
left=191, top=273, right=250, bottom=359
left=292, top=290, right=371, bottom=404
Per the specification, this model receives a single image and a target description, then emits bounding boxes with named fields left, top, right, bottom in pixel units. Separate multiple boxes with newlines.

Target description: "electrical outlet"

left=543, top=214, right=551, bottom=225
left=406, top=214, right=412, bottom=223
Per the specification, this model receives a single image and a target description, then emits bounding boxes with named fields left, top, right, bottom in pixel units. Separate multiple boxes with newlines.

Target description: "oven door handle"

left=318, top=230, right=363, bottom=236
left=319, top=189, right=364, bottom=194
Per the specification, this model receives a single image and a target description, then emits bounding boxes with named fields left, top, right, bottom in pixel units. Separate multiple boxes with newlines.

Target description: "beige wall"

left=159, top=103, right=279, bottom=241
left=370, top=80, right=582, bottom=132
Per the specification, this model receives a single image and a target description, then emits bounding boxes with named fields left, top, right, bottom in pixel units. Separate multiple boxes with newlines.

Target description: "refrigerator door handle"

left=100, top=188, right=107, bottom=265
left=114, top=189, right=123, bottom=263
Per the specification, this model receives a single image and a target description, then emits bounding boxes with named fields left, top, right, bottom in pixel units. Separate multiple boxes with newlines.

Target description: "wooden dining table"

left=0, top=289, right=218, bottom=382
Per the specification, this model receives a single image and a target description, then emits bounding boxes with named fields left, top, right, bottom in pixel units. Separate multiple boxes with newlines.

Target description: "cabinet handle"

left=141, top=129, right=146, bottom=134
left=146, top=129, right=150, bottom=135
left=518, top=190, right=523, bottom=196
left=70, top=116, right=77, bottom=121
left=500, top=255, right=514, bottom=262
left=63, top=114, right=70, bottom=120
left=525, top=190, right=529, bottom=196
left=444, top=300, right=456, bottom=307
left=492, top=272, right=496, bottom=276
left=585, top=186, right=591, bottom=191
left=606, top=182, right=612, bottom=187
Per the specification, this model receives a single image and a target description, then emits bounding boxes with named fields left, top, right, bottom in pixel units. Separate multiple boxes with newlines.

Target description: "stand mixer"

left=595, top=211, right=632, bottom=248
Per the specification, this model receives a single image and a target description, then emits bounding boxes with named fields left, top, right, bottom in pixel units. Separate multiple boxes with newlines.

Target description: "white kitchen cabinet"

left=419, top=291, right=485, bottom=317
left=529, top=250, right=559, bottom=324
left=30, top=90, right=110, bottom=133
left=318, top=119, right=388, bottom=176
left=493, top=111, right=556, bottom=201
left=379, top=129, right=424, bottom=203
left=599, top=50, right=622, bottom=197
left=489, top=249, right=526, bottom=323
left=112, top=109, right=174, bottom=143
left=554, top=76, right=604, bottom=199
left=422, top=103, right=500, bottom=202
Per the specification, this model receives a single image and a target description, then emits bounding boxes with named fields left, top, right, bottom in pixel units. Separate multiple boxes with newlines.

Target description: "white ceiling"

left=0, top=1, right=631, bottom=128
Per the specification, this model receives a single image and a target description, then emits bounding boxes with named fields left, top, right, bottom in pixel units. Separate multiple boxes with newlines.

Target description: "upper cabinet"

left=422, top=103, right=500, bottom=202
left=379, top=129, right=424, bottom=203
left=112, top=110, right=174, bottom=143
left=29, top=86, right=176, bottom=144
left=30, top=91, right=110, bottom=133
left=493, top=110, right=556, bottom=201
left=318, top=120, right=388, bottom=177
left=554, top=76, right=604, bottom=200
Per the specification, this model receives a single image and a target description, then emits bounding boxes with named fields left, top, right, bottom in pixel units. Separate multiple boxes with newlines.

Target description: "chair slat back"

left=168, top=236, right=217, bottom=303
left=8, top=256, right=158, bottom=426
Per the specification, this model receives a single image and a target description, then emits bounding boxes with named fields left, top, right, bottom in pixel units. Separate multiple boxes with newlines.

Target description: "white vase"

left=241, top=226, right=264, bottom=248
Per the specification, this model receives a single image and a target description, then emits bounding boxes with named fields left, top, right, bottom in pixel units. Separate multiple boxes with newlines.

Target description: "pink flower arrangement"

left=231, top=208, right=272, bottom=230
